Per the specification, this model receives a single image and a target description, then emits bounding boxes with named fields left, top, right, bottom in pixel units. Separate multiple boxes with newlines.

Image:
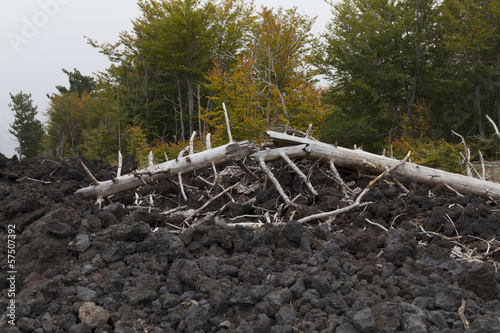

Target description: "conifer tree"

left=9, top=91, right=44, bottom=159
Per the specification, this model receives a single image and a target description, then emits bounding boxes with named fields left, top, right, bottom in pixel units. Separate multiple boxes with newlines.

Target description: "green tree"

left=79, top=83, right=121, bottom=162
left=55, top=68, right=95, bottom=96
left=43, top=68, right=119, bottom=159
left=88, top=0, right=255, bottom=144
left=438, top=0, right=500, bottom=137
left=320, top=0, right=440, bottom=150
left=45, top=92, right=89, bottom=158
left=133, top=0, right=217, bottom=140
left=8, top=91, right=44, bottom=159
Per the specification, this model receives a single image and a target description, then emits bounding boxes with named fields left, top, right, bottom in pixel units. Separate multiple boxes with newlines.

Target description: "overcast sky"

left=0, top=0, right=334, bottom=158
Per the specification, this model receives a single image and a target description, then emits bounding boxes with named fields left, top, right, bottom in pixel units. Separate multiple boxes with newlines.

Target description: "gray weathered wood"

left=259, top=131, right=500, bottom=200
left=76, top=141, right=253, bottom=200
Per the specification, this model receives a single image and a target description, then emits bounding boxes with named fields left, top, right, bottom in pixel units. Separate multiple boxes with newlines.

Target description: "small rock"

left=72, top=234, right=90, bottom=253
left=159, top=294, right=181, bottom=309
left=78, top=302, right=110, bottom=328
left=68, top=322, right=92, bottom=333
left=103, top=202, right=127, bottom=220
left=109, top=217, right=149, bottom=242
left=185, top=303, right=209, bottom=331
left=335, top=321, right=359, bottom=333
left=45, top=219, right=75, bottom=239
left=265, top=288, right=292, bottom=314
left=255, top=314, right=272, bottom=332
left=459, top=261, right=498, bottom=301
left=147, top=230, right=185, bottom=260
left=76, top=286, right=97, bottom=302
left=101, top=244, right=123, bottom=263
left=126, top=288, right=158, bottom=305
left=275, top=306, right=297, bottom=326
left=426, top=311, right=449, bottom=330
left=219, top=320, right=231, bottom=329
left=311, top=275, right=333, bottom=297
left=281, top=220, right=306, bottom=243
left=81, top=265, right=94, bottom=275
left=403, top=313, right=427, bottom=333
left=290, top=278, right=305, bottom=298
left=353, top=307, right=376, bottom=333
left=16, top=317, right=35, bottom=332
left=468, top=313, right=500, bottom=332
left=214, top=217, right=227, bottom=228
left=383, top=229, right=417, bottom=267
left=41, top=312, right=54, bottom=332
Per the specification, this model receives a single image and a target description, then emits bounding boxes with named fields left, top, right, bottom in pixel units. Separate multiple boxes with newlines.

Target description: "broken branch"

left=183, top=182, right=241, bottom=225
left=76, top=141, right=253, bottom=200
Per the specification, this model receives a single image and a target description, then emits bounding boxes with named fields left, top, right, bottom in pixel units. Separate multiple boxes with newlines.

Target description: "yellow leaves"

left=124, top=123, right=211, bottom=168
left=388, top=101, right=463, bottom=172
left=204, top=39, right=333, bottom=144
left=124, top=123, right=150, bottom=166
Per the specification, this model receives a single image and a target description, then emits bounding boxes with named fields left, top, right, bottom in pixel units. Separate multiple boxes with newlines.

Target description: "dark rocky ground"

left=1, top=152, right=500, bottom=332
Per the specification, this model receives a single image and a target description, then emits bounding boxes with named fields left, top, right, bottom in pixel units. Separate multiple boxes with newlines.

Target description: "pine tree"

left=9, top=91, right=44, bottom=159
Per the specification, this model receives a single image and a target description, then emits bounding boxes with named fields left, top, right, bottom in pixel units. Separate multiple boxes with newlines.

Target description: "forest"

left=8, top=0, right=500, bottom=171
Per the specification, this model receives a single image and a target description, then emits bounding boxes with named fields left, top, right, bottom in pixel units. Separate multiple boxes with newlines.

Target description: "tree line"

left=8, top=0, right=500, bottom=170
left=321, top=0, right=500, bottom=155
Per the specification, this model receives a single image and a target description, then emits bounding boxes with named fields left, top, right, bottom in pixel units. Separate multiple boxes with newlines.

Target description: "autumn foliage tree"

left=203, top=7, right=332, bottom=145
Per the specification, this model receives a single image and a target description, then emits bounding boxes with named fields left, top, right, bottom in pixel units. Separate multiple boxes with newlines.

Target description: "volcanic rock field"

left=1, top=151, right=500, bottom=332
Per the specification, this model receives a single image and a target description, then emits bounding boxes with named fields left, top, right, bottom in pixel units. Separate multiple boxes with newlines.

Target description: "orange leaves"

left=202, top=7, right=331, bottom=144
left=388, top=101, right=462, bottom=172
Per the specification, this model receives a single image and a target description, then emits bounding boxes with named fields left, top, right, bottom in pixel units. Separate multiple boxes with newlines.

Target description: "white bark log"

left=76, top=141, right=252, bottom=200
left=261, top=131, right=500, bottom=200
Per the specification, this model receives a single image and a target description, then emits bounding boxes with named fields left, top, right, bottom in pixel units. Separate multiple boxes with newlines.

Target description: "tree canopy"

left=21, top=0, right=500, bottom=168
left=320, top=0, right=500, bottom=153
left=9, top=91, right=44, bottom=159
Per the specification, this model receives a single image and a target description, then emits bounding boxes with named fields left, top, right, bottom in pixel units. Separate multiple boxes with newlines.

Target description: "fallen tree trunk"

left=262, top=130, right=500, bottom=200
left=75, top=141, right=253, bottom=202
left=76, top=129, right=500, bottom=205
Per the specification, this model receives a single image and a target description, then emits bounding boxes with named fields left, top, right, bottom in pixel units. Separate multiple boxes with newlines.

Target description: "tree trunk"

left=497, top=51, right=500, bottom=130
left=265, top=130, right=500, bottom=200
left=75, top=140, right=253, bottom=201
left=76, top=130, right=500, bottom=204
left=476, top=84, right=485, bottom=137
left=176, top=75, right=185, bottom=141
left=186, top=73, right=194, bottom=136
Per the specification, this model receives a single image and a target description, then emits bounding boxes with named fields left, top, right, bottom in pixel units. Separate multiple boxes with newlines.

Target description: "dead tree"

left=75, top=140, right=253, bottom=204
left=264, top=130, right=500, bottom=200
left=76, top=128, right=500, bottom=210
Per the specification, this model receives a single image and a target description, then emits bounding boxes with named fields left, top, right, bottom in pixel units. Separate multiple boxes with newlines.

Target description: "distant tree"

left=8, top=91, right=44, bottom=159
left=45, top=91, right=90, bottom=158
left=438, top=0, right=500, bottom=137
left=55, top=68, right=95, bottom=96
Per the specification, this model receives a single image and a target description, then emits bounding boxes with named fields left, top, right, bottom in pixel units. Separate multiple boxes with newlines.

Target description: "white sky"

left=0, top=0, right=334, bottom=157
